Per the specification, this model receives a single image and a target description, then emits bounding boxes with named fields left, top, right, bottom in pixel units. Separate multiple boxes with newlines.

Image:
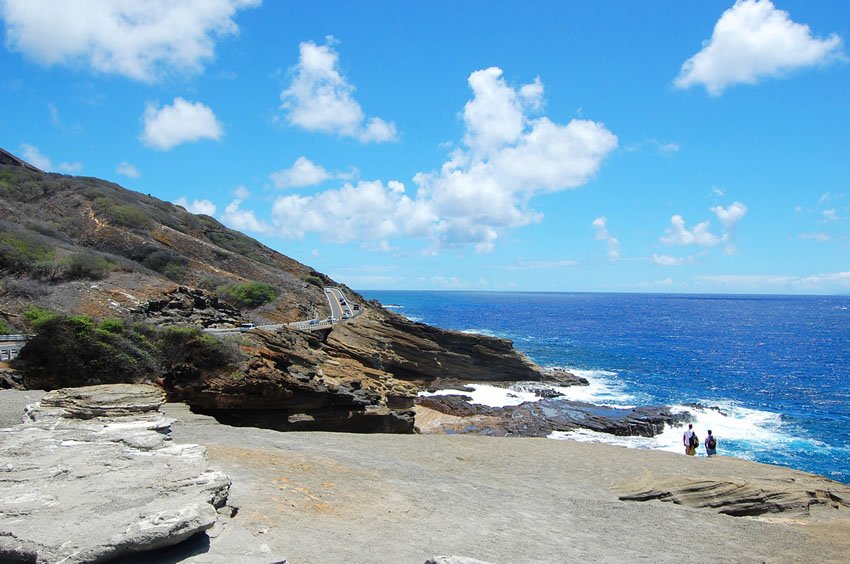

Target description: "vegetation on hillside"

left=218, top=282, right=280, bottom=309
left=12, top=313, right=242, bottom=390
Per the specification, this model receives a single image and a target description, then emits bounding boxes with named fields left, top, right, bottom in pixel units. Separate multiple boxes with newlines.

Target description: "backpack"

left=707, top=435, right=717, bottom=449
left=689, top=433, right=699, bottom=448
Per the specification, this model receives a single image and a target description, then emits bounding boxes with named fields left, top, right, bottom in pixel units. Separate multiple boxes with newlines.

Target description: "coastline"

left=2, top=390, right=849, bottom=563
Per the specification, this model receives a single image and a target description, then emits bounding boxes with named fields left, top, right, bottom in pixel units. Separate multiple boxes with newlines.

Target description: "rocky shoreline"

left=3, top=385, right=849, bottom=563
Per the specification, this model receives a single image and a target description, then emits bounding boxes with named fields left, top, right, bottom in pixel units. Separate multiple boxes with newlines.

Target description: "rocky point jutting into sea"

left=0, top=157, right=678, bottom=438
left=2, top=157, right=850, bottom=562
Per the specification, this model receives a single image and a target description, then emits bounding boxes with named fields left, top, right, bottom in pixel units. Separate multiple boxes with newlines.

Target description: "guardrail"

left=0, top=334, right=30, bottom=341
left=0, top=335, right=29, bottom=361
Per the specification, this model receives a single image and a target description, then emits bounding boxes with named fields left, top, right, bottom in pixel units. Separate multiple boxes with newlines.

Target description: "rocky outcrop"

left=618, top=475, right=850, bottom=517
left=0, top=384, right=233, bottom=563
left=326, top=307, right=548, bottom=383
left=417, top=394, right=687, bottom=438
left=169, top=327, right=419, bottom=433
left=133, top=286, right=243, bottom=328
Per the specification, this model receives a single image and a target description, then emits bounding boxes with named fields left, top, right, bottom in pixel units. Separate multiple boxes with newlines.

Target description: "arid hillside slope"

left=0, top=160, right=553, bottom=432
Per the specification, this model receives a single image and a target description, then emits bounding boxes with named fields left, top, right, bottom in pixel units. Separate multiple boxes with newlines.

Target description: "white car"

left=238, top=323, right=257, bottom=331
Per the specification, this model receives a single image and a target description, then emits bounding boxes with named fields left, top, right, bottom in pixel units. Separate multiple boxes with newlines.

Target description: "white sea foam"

left=419, top=383, right=539, bottom=408
left=550, top=399, right=809, bottom=458
left=551, top=368, right=635, bottom=407
left=383, top=304, right=403, bottom=309
left=460, top=328, right=502, bottom=338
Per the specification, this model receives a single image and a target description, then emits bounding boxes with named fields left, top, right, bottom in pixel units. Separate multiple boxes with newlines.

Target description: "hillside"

left=0, top=157, right=561, bottom=432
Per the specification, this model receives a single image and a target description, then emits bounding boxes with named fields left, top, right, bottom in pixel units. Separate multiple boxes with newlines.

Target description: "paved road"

left=325, top=287, right=353, bottom=319
left=203, top=287, right=358, bottom=336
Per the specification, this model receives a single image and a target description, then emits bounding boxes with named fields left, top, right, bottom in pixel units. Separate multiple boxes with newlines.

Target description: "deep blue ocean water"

left=359, top=291, right=850, bottom=484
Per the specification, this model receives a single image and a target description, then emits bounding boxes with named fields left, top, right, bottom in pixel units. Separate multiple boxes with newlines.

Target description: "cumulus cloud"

left=20, top=143, right=82, bottom=173
left=174, top=197, right=216, bottom=216
left=660, top=215, right=720, bottom=247
left=1, top=0, right=260, bottom=82
left=140, top=97, right=223, bottom=150
left=592, top=217, right=621, bottom=260
left=116, top=161, right=140, bottom=178
left=415, top=68, right=617, bottom=252
left=652, top=254, right=692, bottom=266
left=280, top=37, right=397, bottom=142
left=675, top=0, right=844, bottom=95
left=20, top=144, right=51, bottom=170
left=269, top=179, right=435, bottom=243
left=225, top=67, right=616, bottom=253
left=219, top=189, right=271, bottom=234
left=269, top=156, right=332, bottom=189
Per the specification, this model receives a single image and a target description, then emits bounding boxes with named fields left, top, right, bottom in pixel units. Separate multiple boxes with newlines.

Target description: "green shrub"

left=64, top=252, right=112, bottom=280
left=99, top=318, right=124, bottom=334
left=13, top=317, right=242, bottom=390
left=306, top=275, right=324, bottom=288
left=24, top=306, right=57, bottom=328
left=218, top=282, right=279, bottom=309
left=140, top=249, right=189, bottom=282
left=0, top=319, right=11, bottom=334
left=0, top=232, right=55, bottom=275
left=93, top=197, right=149, bottom=229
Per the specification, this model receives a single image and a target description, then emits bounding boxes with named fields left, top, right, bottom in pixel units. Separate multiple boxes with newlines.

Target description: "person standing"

left=705, top=430, right=717, bottom=457
left=683, top=423, right=697, bottom=456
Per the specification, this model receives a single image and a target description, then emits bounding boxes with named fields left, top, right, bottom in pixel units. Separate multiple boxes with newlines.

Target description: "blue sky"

left=1, top=0, right=848, bottom=294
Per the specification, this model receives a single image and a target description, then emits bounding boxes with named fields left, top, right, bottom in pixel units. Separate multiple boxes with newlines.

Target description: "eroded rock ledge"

left=0, top=384, right=232, bottom=563
left=618, top=475, right=850, bottom=517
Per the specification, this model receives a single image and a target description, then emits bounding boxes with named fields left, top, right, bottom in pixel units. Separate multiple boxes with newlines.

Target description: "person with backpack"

left=705, top=430, right=717, bottom=456
left=683, top=423, right=698, bottom=456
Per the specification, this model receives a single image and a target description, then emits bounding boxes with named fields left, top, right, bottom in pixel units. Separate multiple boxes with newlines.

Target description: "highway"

left=324, top=287, right=354, bottom=320
left=204, top=287, right=359, bottom=336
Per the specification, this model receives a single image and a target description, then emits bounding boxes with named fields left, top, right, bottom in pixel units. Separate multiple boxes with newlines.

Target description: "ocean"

left=359, top=291, right=850, bottom=484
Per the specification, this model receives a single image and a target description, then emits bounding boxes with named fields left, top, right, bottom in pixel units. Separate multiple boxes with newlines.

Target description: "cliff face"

left=0, top=159, right=551, bottom=433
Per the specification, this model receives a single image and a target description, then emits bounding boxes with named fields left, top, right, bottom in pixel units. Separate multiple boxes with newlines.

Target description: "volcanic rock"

left=133, top=286, right=243, bottom=328
left=416, top=395, right=687, bottom=438
left=618, top=475, right=850, bottom=517
left=0, top=384, right=233, bottom=563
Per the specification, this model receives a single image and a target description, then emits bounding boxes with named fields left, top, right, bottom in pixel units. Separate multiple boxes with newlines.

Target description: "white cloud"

left=20, top=143, right=81, bottom=173
left=798, top=232, right=831, bottom=242
left=652, top=254, right=691, bottom=266
left=506, top=259, right=578, bottom=270
left=822, top=209, right=838, bottom=222
left=280, top=37, right=397, bottom=143
left=270, top=156, right=332, bottom=189
left=1, top=0, right=260, bottom=82
left=261, top=67, right=617, bottom=253
left=592, top=216, right=621, bottom=260
left=269, top=179, right=436, bottom=243
left=56, top=161, right=82, bottom=174
left=140, top=97, right=223, bottom=150
left=220, top=197, right=271, bottom=234
left=675, top=0, right=844, bottom=95
left=660, top=215, right=720, bottom=247
left=20, top=143, right=51, bottom=170
left=116, top=161, right=140, bottom=178
left=712, top=187, right=726, bottom=198
left=174, top=197, right=216, bottom=216
left=711, top=201, right=748, bottom=230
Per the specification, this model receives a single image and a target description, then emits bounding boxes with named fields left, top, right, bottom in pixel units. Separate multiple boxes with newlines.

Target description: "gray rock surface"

left=160, top=402, right=850, bottom=564
left=425, top=557, right=495, bottom=564
left=0, top=384, right=232, bottom=563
